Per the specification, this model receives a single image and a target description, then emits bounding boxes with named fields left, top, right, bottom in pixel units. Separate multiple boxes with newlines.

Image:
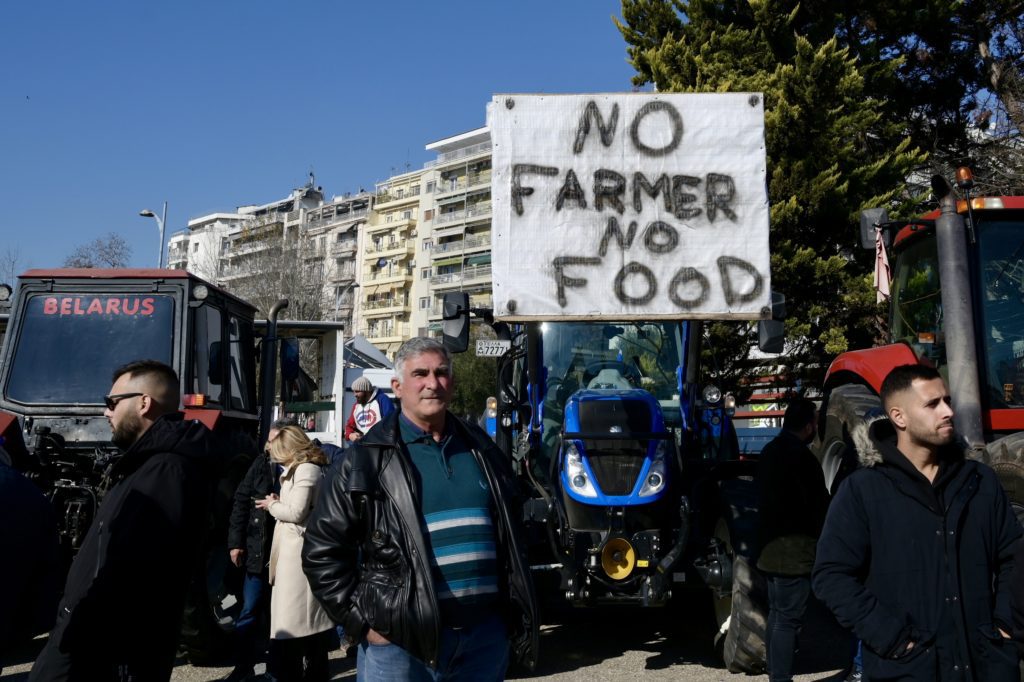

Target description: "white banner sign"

left=488, top=93, right=770, bottom=321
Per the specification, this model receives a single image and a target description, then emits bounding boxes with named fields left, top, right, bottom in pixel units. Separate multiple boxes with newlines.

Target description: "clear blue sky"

left=0, top=0, right=639, bottom=273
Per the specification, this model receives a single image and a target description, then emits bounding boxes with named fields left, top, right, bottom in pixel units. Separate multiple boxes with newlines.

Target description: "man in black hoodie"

left=31, top=360, right=215, bottom=681
left=813, top=364, right=1021, bottom=681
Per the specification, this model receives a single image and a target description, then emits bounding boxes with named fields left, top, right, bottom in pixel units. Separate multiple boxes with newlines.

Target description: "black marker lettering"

left=668, top=267, right=710, bottom=309
left=671, top=175, right=702, bottom=219
left=555, top=169, right=587, bottom=211
left=593, top=169, right=626, bottom=214
left=633, top=172, right=673, bottom=213
left=706, top=173, right=737, bottom=222
left=573, top=101, right=619, bottom=154
left=598, top=217, right=638, bottom=257
left=614, top=262, right=656, bottom=305
left=629, top=100, right=683, bottom=157
left=553, top=256, right=602, bottom=307
left=718, top=256, right=764, bottom=305
left=642, top=221, right=679, bottom=254
left=511, top=164, right=559, bottom=216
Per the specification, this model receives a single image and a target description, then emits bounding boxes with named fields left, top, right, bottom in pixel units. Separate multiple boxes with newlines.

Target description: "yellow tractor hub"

left=601, top=537, right=636, bottom=580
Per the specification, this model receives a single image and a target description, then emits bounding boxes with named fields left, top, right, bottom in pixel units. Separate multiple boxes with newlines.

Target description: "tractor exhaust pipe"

left=932, top=176, right=985, bottom=449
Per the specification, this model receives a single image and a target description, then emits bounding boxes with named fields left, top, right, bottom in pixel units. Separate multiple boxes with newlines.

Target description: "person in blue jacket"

left=813, top=364, right=1021, bottom=681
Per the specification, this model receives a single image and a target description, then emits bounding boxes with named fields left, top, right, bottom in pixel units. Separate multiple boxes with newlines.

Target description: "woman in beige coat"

left=255, top=426, right=333, bottom=681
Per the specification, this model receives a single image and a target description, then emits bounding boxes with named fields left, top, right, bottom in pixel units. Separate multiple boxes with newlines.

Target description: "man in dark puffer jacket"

left=813, top=364, right=1021, bottom=681
left=31, top=360, right=216, bottom=681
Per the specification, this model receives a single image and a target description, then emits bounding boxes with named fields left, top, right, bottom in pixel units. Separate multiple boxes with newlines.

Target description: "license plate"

left=476, top=339, right=511, bottom=357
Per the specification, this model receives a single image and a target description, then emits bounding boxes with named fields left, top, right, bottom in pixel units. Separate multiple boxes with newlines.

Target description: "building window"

left=424, top=209, right=434, bottom=221
left=193, top=242, right=199, bottom=253
left=421, top=267, right=431, bottom=279
left=422, top=239, right=432, bottom=251
left=426, top=181, right=435, bottom=193
left=402, top=210, right=412, bottom=220
left=420, top=297, right=430, bottom=309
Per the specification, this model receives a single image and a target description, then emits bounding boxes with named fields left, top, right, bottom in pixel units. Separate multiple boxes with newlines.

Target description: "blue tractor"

left=443, top=294, right=784, bottom=673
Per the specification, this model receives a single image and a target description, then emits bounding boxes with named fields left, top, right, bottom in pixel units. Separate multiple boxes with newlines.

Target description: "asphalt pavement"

left=0, top=593, right=851, bottom=681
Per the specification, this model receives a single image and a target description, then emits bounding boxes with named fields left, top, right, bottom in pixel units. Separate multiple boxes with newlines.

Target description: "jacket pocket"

left=354, top=574, right=408, bottom=642
left=863, top=631, right=936, bottom=681
left=972, top=625, right=1019, bottom=681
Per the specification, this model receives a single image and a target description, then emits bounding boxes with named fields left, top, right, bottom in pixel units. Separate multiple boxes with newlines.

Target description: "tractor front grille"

left=584, top=441, right=645, bottom=495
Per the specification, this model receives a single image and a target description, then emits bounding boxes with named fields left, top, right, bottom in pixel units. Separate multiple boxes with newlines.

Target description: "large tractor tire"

left=816, top=384, right=883, bottom=494
left=712, top=478, right=768, bottom=674
left=987, top=432, right=1024, bottom=524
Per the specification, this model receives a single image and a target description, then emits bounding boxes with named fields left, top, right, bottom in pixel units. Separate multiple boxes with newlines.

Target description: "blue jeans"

left=236, top=572, right=269, bottom=632
left=356, top=614, right=509, bottom=681
left=765, top=574, right=811, bottom=682
left=234, top=572, right=269, bottom=669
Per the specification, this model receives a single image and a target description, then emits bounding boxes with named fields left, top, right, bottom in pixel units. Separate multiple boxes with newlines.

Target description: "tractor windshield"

left=978, top=217, right=1024, bottom=408
left=5, top=293, right=175, bottom=405
left=540, top=321, right=682, bottom=403
left=890, top=235, right=945, bottom=369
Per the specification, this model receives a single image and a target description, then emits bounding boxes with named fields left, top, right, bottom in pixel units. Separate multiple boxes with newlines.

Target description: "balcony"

left=329, top=269, right=356, bottom=283
left=366, top=239, right=414, bottom=257
left=366, top=216, right=415, bottom=233
left=430, top=234, right=490, bottom=258
left=364, top=269, right=414, bottom=285
left=434, top=171, right=492, bottom=199
left=362, top=322, right=408, bottom=342
left=431, top=264, right=492, bottom=288
left=331, top=240, right=357, bottom=257
left=362, top=297, right=410, bottom=318
left=306, top=207, right=369, bottom=230
left=434, top=201, right=492, bottom=227
left=425, top=141, right=492, bottom=169
left=375, top=187, right=421, bottom=208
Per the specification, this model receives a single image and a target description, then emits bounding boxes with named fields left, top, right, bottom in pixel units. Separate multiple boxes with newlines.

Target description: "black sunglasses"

left=104, top=393, right=144, bottom=410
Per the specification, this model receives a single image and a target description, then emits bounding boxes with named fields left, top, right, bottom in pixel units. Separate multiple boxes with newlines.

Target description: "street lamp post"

left=334, top=281, right=359, bottom=447
left=139, top=201, right=168, bottom=268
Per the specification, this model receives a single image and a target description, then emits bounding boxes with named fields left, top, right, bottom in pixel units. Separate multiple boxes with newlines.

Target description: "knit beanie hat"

left=352, top=376, right=373, bottom=392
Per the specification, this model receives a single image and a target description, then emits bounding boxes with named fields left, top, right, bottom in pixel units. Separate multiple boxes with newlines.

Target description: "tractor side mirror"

left=757, top=291, right=786, bottom=354
left=441, top=292, right=470, bottom=354
left=859, top=208, right=890, bottom=250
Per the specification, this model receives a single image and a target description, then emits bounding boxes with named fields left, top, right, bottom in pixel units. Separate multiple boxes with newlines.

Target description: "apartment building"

left=359, top=169, right=426, bottom=356
left=165, top=127, right=498, bottom=360
left=416, top=127, right=493, bottom=336
left=304, top=191, right=372, bottom=329
left=166, top=212, right=244, bottom=279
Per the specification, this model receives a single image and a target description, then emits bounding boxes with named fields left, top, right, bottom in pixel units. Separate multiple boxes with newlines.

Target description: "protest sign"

left=488, top=93, right=770, bottom=321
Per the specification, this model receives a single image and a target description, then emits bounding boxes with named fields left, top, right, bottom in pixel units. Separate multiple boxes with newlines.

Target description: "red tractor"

left=816, top=170, right=1024, bottom=511
left=0, top=268, right=298, bottom=660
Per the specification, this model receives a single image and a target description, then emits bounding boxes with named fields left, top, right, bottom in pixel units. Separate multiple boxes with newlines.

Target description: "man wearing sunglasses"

left=31, top=360, right=217, bottom=682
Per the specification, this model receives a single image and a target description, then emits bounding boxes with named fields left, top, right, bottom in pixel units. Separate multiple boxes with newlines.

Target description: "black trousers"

left=269, top=629, right=331, bottom=682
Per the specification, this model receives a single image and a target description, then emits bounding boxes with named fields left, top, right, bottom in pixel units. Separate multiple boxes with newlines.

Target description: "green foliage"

left=450, top=324, right=498, bottom=419
left=617, top=0, right=927, bottom=390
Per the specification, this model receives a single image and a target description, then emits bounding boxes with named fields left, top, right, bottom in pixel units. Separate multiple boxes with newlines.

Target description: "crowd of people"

left=7, top=341, right=1024, bottom=681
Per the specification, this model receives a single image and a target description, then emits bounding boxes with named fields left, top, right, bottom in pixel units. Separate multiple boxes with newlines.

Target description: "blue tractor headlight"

left=564, top=441, right=597, bottom=498
left=638, top=439, right=669, bottom=497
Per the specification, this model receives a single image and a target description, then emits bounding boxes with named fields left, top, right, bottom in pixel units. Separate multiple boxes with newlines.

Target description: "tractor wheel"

left=816, top=385, right=883, bottom=494
left=987, top=432, right=1024, bottom=524
left=712, top=479, right=767, bottom=674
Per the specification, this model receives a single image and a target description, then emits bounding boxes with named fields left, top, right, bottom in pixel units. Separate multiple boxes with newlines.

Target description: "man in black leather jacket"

left=302, top=337, right=538, bottom=679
